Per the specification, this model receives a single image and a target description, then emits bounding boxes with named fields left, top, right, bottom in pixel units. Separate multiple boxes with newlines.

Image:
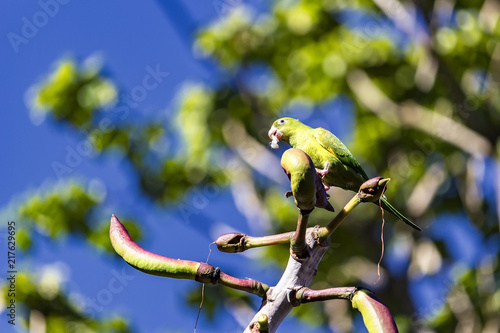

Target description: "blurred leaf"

left=1, top=273, right=132, bottom=333
left=35, top=59, right=116, bottom=129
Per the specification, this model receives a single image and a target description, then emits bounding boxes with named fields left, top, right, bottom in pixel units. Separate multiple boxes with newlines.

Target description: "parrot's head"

left=268, top=117, right=303, bottom=148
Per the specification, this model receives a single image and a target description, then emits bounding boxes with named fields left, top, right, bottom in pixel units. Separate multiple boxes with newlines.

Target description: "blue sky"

left=0, top=1, right=336, bottom=332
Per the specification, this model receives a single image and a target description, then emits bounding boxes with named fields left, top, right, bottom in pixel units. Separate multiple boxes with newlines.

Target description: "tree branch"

left=243, top=177, right=391, bottom=332
left=215, top=231, right=293, bottom=253
left=243, top=227, right=330, bottom=332
left=290, top=212, right=310, bottom=258
left=111, top=168, right=397, bottom=332
left=295, top=286, right=357, bottom=303
left=217, top=176, right=390, bottom=253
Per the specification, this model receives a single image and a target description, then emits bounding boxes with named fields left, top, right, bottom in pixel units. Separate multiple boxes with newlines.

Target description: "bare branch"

left=295, top=286, right=357, bottom=303
left=215, top=231, right=293, bottom=253
left=243, top=227, right=330, bottom=333
left=290, top=212, right=310, bottom=258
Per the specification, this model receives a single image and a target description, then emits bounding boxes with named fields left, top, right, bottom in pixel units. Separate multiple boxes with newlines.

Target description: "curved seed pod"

left=352, top=289, right=398, bottom=333
left=110, top=215, right=270, bottom=297
left=110, top=214, right=201, bottom=279
left=281, top=148, right=334, bottom=212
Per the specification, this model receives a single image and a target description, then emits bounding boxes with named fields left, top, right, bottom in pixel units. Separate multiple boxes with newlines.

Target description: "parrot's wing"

left=312, top=128, right=369, bottom=180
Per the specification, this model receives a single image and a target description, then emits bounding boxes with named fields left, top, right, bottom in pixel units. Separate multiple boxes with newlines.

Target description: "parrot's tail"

left=379, top=197, right=422, bottom=231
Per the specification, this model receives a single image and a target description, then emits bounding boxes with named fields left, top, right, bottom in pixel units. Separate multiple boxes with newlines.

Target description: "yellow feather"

left=326, top=148, right=337, bottom=158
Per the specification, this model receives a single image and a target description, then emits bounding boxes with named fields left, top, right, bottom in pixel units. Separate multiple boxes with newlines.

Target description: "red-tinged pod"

left=110, top=214, right=201, bottom=280
left=358, top=177, right=389, bottom=202
left=215, top=232, right=246, bottom=253
left=351, top=289, right=398, bottom=333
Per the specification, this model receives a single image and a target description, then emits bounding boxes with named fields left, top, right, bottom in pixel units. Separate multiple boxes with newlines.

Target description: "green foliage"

left=35, top=60, right=116, bottom=129
left=1, top=273, right=132, bottom=333
left=34, top=62, right=229, bottom=204
left=19, top=184, right=97, bottom=238
left=16, top=182, right=140, bottom=253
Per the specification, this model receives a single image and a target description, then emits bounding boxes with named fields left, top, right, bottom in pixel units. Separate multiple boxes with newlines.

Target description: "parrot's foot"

left=316, top=162, right=330, bottom=178
left=315, top=167, right=329, bottom=178
left=284, top=190, right=293, bottom=198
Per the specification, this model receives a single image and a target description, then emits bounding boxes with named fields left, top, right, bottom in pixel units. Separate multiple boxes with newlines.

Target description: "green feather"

left=312, top=127, right=369, bottom=180
left=270, top=117, right=421, bottom=231
left=380, top=197, right=421, bottom=231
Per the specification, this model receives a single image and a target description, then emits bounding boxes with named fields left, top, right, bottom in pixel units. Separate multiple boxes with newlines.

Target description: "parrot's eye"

left=278, top=119, right=287, bottom=125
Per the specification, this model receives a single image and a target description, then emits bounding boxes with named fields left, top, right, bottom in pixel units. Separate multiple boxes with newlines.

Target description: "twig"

left=215, top=232, right=294, bottom=253
left=295, top=286, right=357, bottom=303
left=290, top=212, right=310, bottom=257
left=318, top=178, right=390, bottom=240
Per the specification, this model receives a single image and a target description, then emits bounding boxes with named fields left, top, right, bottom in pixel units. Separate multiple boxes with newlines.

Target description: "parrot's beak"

left=268, top=126, right=283, bottom=140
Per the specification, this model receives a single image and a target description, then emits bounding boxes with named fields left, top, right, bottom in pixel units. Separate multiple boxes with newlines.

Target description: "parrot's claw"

left=315, top=162, right=330, bottom=179
left=284, top=190, right=293, bottom=198
left=315, top=168, right=328, bottom=178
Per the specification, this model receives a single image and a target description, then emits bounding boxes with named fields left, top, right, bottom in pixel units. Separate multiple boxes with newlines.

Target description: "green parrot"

left=268, top=117, right=421, bottom=231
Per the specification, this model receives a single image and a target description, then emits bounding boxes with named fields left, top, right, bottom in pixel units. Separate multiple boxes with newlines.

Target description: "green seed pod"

left=281, top=148, right=317, bottom=212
